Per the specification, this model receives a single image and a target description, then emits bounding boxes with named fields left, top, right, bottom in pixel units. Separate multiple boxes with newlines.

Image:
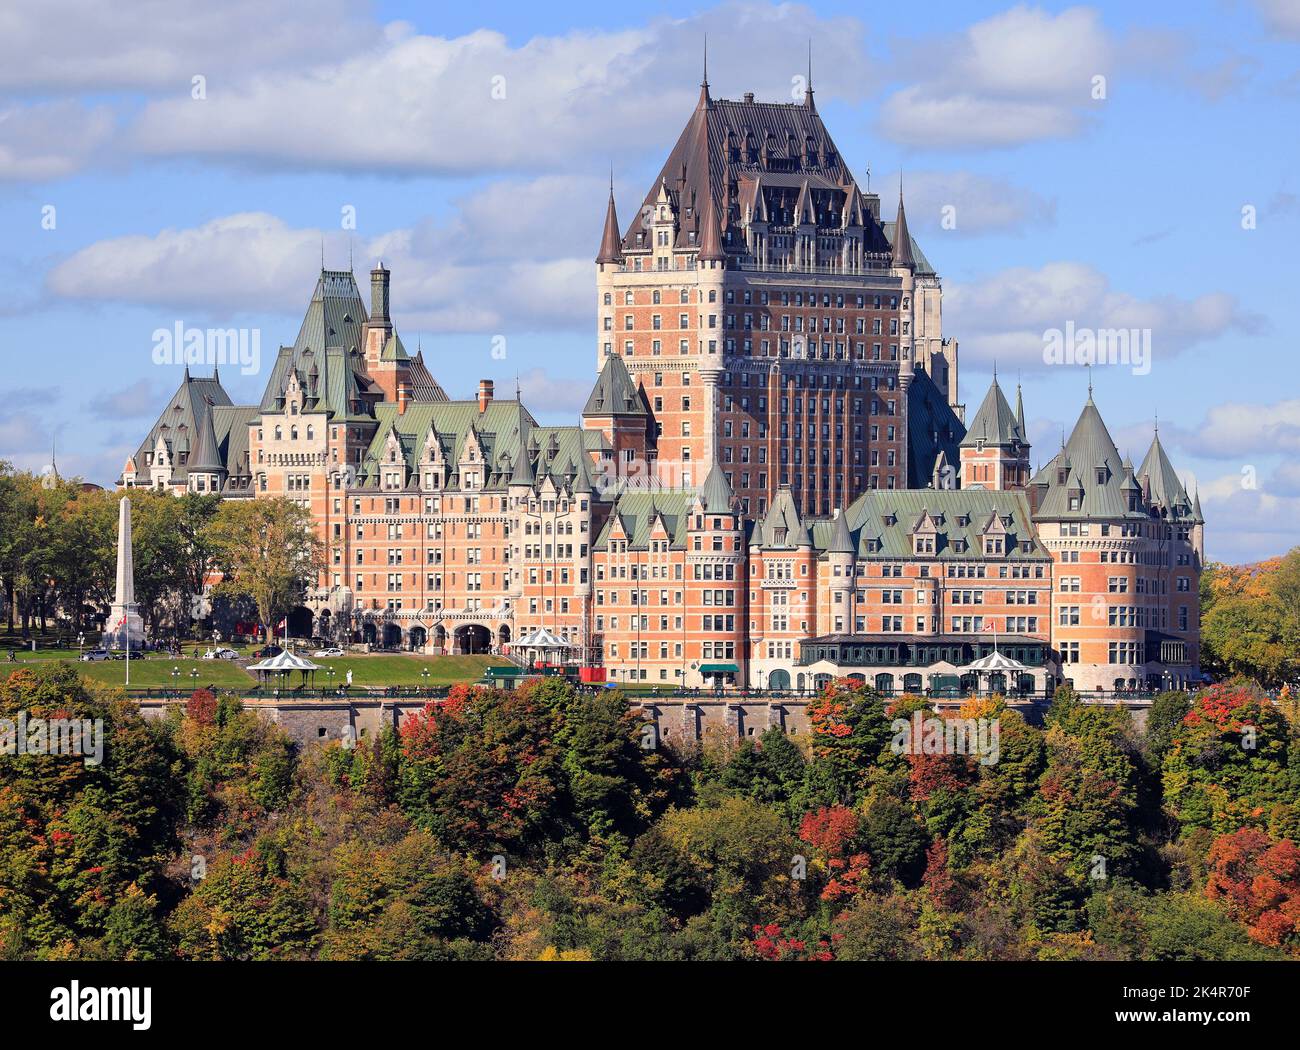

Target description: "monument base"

left=103, top=604, right=147, bottom=652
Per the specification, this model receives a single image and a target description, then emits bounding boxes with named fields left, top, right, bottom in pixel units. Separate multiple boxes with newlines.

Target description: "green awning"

left=485, top=665, right=522, bottom=678
left=699, top=663, right=740, bottom=674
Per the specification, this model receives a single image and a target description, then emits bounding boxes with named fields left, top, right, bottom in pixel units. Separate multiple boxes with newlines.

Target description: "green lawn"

left=301, top=653, right=504, bottom=687
left=1, top=650, right=508, bottom=691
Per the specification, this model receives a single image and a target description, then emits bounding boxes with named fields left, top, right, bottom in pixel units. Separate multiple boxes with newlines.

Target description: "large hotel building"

left=120, top=75, right=1203, bottom=697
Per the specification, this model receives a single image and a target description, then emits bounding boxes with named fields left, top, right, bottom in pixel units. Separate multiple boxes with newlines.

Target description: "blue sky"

left=1, top=0, right=1297, bottom=563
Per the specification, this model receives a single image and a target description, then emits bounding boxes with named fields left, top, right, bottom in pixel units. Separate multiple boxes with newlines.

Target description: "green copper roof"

left=1137, top=431, right=1193, bottom=519
left=696, top=460, right=735, bottom=514
left=583, top=354, right=647, bottom=416
left=960, top=375, right=1025, bottom=448
left=841, top=489, right=1049, bottom=561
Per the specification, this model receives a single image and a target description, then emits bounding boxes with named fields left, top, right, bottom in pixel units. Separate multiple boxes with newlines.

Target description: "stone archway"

left=381, top=623, right=403, bottom=650
left=768, top=668, right=791, bottom=691
left=361, top=621, right=377, bottom=646
left=497, top=624, right=511, bottom=647
left=454, top=624, right=491, bottom=655
left=433, top=625, right=447, bottom=654
left=409, top=625, right=428, bottom=651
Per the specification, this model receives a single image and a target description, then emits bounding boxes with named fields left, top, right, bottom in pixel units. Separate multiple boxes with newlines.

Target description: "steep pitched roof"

left=593, top=489, right=694, bottom=550
left=891, top=193, right=914, bottom=270
left=960, top=375, right=1025, bottom=448
left=907, top=367, right=965, bottom=488
left=189, top=402, right=225, bottom=474
left=825, top=508, right=854, bottom=553
left=1138, top=431, right=1193, bottom=519
left=1030, top=396, right=1139, bottom=520
left=620, top=91, right=864, bottom=257
left=757, top=487, right=810, bottom=548
left=596, top=185, right=623, bottom=264
left=583, top=354, right=647, bottom=416
left=696, top=460, right=734, bottom=514
left=125, top=369, right=235, bottom=485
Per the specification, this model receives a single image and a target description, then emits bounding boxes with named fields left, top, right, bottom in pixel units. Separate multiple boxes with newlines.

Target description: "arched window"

left=274, top=426, right=282, bottom=441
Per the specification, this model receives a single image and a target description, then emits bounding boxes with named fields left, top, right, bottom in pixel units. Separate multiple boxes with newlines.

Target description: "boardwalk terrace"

left=118, top=80, right=1203, bottom=699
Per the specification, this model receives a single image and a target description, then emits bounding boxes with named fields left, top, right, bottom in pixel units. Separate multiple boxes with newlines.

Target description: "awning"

left=484, top=665, right=523, bottom=678
left=961, top=649, right=1030, bottom=673
left=699, top=663, right=740, bottom=675
left=247, top=650, right=322, bottom=673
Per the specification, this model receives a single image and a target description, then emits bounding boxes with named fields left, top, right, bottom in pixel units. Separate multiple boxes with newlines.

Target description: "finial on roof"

left=320, top=235, right=325, bottom=270
left=865, top=162, right=871, bottom=193
left=1086, top=365, right=1094, bottom=403
left=348, top=236, right=353, bottom=273
left=804, top=39, right=815, bottom=108
left=1153, top=409, right=1159, bottom=436
left=698, top=34, right=711, bottom=107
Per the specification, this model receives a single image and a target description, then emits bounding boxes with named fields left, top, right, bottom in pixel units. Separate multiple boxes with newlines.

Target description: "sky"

left=0, top=0, right=1297, bottom=564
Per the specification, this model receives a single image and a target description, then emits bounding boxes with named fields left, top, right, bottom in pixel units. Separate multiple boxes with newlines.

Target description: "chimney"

left=397, top=380, right=410, bottom=416
left=478, top=379, right=494, bottom=413
left=370, top=264, right=390, bottom=323
left=743, top=92, right=755, bottom=103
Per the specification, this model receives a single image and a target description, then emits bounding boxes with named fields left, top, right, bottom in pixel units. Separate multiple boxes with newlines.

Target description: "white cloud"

left=46, top=175, right=606, bottom=334
left=878, top=6, right=1114, bottom=149
left=1170, top=398, right=1300, bottom=458
left=0, top=0, right=378, bottom=93
left=1255, top=0, right=1300, bottom=39
left=945, top=261, right=1261, bottom=372
left=85, top=379, right=170, bottom=419
left=888, top=170, right=1055, bottom=234
left=1197, top=470, right=1300, bottom=562
left=125, top=4, right=872, bottom=176
left=517, top=367, right=592, bottom=419
left=0, top=101, right=114, bottom=180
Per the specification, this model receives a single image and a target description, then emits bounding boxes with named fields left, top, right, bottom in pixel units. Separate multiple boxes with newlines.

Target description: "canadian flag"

left=983, top=619, right=997, bottom=632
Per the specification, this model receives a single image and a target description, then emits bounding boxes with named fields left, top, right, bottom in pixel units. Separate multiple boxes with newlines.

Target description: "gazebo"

left=512, top=628, right=571, bottom=669
left=960, top=649, right=1032, bottom=696
left=247, top=649, right=323, bottom=691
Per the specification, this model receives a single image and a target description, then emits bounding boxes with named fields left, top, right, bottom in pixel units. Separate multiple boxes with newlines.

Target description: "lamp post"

left=190, top=667, right=198, bottom=690
left=422, top=667, right=430, bottom=696
left=171, top=666, right=179, bottom=695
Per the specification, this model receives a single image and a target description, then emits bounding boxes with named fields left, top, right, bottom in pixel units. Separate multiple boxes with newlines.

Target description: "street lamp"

left=78, top=633, right=85, bottom=659
left=171, top=667, right=179, bottom=694
left=422, top=667, right=430, bottom=695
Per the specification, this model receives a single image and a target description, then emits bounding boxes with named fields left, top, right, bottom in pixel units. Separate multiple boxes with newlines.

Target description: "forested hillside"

left=2, top=664, right=1298, bottom=961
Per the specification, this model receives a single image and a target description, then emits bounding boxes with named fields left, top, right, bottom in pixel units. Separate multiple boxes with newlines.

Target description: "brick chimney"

left=478, top=379, right=494, bottom=413
left=397, top=380, right=410, bottom=416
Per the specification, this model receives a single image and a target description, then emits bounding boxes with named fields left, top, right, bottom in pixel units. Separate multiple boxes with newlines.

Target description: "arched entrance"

left=903, top=672, right=923, bottom=694
left=813, top=673, right=832, bottom=693
left=454, top=624, right=491, bottom=654
left=361, top=621, right=377, bottom=646
left=286, top=605, right=313, bottom=639
left=318, top=609, right=332, bottom=641
left=846, top=672, right=866, bottom=685
left=768, top=668, right=791, bottom=691
left=409, top=625, right=427, bottom=651
left=433, top=625, right=447, bottom=653
left=498, top=624, right=511, bottom=647
left=381, top=623, right=402, bottom=650
left=874, top=672, right=895, bottom=695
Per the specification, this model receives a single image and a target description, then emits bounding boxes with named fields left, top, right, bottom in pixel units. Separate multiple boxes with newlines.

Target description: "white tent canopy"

left=961, top=649, right=1030, bottom=673
left=248, top=649, right=323, bottom=674
left=514, top=628, right=570, bottom=650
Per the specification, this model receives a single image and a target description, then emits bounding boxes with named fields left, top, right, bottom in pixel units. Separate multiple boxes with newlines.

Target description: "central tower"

left=594, top=71, right=958, bottom=519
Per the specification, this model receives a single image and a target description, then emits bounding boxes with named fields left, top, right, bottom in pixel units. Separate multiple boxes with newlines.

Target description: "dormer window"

left=773, top=527, right=787, bottom=545
left=1096, top=467, right=1107, bottom=485
left=984, top=536, right=1004, bottom=555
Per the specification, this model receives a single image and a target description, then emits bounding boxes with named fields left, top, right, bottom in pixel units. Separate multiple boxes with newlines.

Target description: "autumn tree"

left=209, top=497, right=322, bottom=642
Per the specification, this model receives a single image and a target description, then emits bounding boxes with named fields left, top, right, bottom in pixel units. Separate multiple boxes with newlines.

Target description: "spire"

left=189, top=405, right=225, bottom=475
left=511, top=381, right=535, bottom=487
left=698, top=186, right=726, bottom=263
left=804, top=39, right=815, bottom=109
left=1015, top=379, right=1025, bottom=436
left=826, top=508, right=853, bottom=554
left=891, top=181, right=914, bottom=270
left=698, top=34, right=711, bottom=108
left=697, top=459, right=735, bottom=514
left=596, top=174, right=623, bottom=264
left=1086, top=365, right=1094, bottom=404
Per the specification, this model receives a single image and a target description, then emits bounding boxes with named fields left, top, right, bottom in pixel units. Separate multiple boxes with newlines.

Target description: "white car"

left=313, top=647, right=345, bottom=657
left=202, top=647, right=240, bottom=660
left=80, top=649, right=112, bottom=661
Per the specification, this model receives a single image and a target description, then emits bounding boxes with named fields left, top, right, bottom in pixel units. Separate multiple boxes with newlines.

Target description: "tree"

left=209, top=498, right=322, bottom=642
left=1206, top=827, right=1300, bottom=948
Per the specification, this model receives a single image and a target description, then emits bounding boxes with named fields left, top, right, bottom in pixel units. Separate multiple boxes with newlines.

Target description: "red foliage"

left=1183, top=683, right=1262, bottom=735
left=907, top=751, right=976, bottom=801
left=187, top=688, right=217, bottom=725
left=1206, top=827, right=1300, bottom=947
left=799, top=805, right=859, bottom=856
left=749, top=923, right=834, bottom=961
left=923, top=837, right=959, bottom=909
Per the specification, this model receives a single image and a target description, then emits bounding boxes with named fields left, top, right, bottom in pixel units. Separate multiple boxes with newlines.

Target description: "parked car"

left=251, top=645, right=283, bottom=659
left=203, top=647, right=240, bottom=660
left=80, top=649, right=111, bottom=661
left=313, top=647, right=345, bottom=657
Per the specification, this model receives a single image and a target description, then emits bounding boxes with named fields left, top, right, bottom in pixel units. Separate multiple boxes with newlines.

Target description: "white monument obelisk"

left=103, top=496, right=145, bottom=654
